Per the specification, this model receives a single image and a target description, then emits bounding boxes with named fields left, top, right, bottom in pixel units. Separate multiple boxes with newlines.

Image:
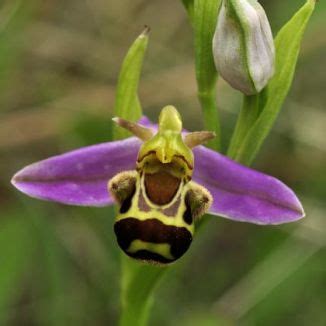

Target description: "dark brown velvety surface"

left=144, top=172, right=180, bottom=205
left=114, top=218, right=192, bottom=262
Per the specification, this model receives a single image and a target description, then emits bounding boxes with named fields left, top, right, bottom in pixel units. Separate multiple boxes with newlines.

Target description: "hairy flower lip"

left=11, top=117, right=305, bottom=225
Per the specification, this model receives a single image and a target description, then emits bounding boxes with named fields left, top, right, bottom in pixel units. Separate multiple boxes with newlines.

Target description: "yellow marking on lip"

left=116, top=173, right=195, bottom=234
left=127, top=239, right=174, bottom=260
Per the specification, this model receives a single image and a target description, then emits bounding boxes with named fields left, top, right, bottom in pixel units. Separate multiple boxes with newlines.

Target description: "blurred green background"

left=0, top=0, right=325, bottom=325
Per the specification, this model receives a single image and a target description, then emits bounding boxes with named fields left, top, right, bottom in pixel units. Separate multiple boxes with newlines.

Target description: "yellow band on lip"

left=127, top=239, right=174, bottom=260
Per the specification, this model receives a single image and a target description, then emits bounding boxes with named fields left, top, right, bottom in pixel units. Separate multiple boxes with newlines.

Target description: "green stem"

left=193, top=0, right=222, bottom=152
left=120, top=257, right=167, bottom=326
left=198, top=90, right=221, bottom=150
left=227, top=94, right=259, bottom=159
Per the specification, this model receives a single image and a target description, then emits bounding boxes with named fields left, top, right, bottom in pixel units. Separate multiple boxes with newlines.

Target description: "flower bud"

left=213, top=0, right=275, bottom=95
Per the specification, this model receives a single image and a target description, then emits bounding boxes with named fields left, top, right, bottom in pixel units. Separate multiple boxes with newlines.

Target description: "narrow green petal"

left=113, top=27, right=149, bottom=140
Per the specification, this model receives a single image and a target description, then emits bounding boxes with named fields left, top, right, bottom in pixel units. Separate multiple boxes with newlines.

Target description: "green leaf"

left=233, top=0, right=316, bottom=165
left=113, top=27, right=149, bottom=140
left=120, top=257, right=167, bottom=326
left=0, top=218, right=33, bottom=324
left=214, top=232, right=320, bottom=321
left=31, top=215, right=71, bottom=326
left=181, top=0, right=195, bottom=20
left=193, top=0, right=221, bottom=151
left=0, top=0, right=38, bottom=102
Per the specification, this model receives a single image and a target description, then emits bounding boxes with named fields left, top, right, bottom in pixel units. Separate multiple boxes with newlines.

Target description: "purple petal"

left=12, top=115, right=304, bottom=225
left=193, top=146, right=304, bottom=225
left=12, top=137, right=141, bottom=206
left=138, top=116, right=155, bottom=128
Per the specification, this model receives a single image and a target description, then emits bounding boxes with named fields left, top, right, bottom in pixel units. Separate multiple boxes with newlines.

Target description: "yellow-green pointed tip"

left=141, top=25, right=151, bottom=36
left=158, top=105, right=182, bottom=133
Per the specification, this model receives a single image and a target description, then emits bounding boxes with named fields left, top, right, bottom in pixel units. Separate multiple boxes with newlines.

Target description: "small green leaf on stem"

left=113, top=26, right=150, bottom=140
left=233, top=0, right=316, bottom=165
left=193, top=0, right=221, bottom=151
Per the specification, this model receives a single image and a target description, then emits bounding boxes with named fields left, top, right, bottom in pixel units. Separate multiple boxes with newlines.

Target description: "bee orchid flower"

left=11, top=106, right=304, bottom=264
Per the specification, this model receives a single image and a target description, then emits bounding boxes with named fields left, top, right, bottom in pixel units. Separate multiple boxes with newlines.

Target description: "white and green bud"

left=213, top=0, right=275, bottom=95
